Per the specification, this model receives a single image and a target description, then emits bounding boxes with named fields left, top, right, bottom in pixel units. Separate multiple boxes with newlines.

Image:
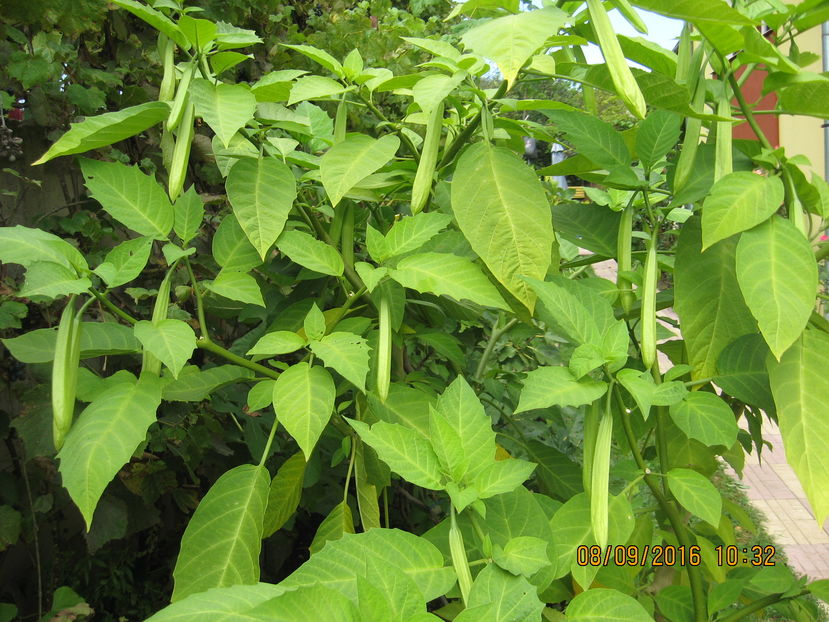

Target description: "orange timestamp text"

left=576, top=545, right=702, bottom=567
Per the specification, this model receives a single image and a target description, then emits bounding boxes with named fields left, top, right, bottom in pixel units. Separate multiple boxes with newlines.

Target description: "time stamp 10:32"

left=576, top=545, right=777, bottom=567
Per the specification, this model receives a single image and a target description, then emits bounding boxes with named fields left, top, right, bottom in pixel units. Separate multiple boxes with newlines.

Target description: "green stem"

left=616, top=387, right=708, bottom=622
left=184, top=257, right=209, bottom=341
left=343, top=440, right=356, bottom=503
left=341, top=204, right=355, bottom=273
left=684, top=377, right=714, bottom=388
left=718, top=590, right=810, bottom=622
left=438, top=81, right=508, bottom=169
left=726, top=67, right=805, bottom=234
left=383, top=488, right=390, bottom=529
left=259, top=418, right=279, bottom=466
left=89, top=289, right=137, bottom=325
left=196, top=337, right=281, bottom=381
left=358, top=94, right=419, bottom=160
left=473, top=317, right=518, bottom=383
left=297, top=203, right=369, bottom=298
left=329, top=286, right=368, bottom=332
left=727, top=70, right=773, bottom=151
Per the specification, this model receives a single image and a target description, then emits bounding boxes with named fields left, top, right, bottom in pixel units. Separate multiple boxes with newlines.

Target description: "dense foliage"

left=3, top=0, right=829, bottom=621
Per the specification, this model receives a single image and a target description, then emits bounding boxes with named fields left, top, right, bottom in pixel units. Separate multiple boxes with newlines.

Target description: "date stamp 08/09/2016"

left=576, top=544, right=778, bottom=568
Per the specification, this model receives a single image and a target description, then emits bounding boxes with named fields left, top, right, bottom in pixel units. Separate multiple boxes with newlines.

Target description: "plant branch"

left=438, top=81, right=508, bottom=169
left=296, top=203, right=370, bottom=299
left=358, top=93, right=420, bottom=160
left=259, top=418, right=279, bottom=467
left=89, top=289, right=138, bottom=325
left=184, top=257, right=210, bottom=341
left=196, top=337, right=281, bottom=381
left=474, top=317, right=518, bottom=383
left=616, top=386, right=708, bottom=622
left=718, top=590, right=810, bottom=622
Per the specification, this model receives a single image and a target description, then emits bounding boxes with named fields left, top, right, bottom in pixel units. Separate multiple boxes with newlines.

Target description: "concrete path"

left=582, top=252, right=829, bottom=579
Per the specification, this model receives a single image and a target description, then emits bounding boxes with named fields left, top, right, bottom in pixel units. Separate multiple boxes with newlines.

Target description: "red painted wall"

left=732, top=65, right=779, bottom=146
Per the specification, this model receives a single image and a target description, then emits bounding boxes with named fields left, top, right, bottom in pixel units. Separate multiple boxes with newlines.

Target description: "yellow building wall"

left=778, top=25, right=825, bottom=177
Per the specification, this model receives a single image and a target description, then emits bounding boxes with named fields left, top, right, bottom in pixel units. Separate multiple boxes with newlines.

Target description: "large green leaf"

left=547, top=493, right=634, bottom=585
left=434, top=376, right=496, bottom=481
left=280, top=529, right=455, bottom=603
left=769, top=330, right=829, bottom=525
left=162, top=365, right=254, bottom=402
left=524, top=276, right=628, bottom=362
left=276, top=230, right=344, bottom=276
left=618, top=35, right=678, bottom=76
left=3, top=321, right=139, bottom=363
left=551, top=202, right=621, bottom=257
left=516, top=366, right=607, bottom=412
left=133, top=319, right=196, bottom=379
left=616, top=369, right=687, bottom=420
left=205, top=271, right=265, bottom=307
left=309, top=332, right=370, bottom=392
left=473, top=459, right=536, bottom=499
left=57, top=374, right=161, bottom=528
left=287, top=76, right=347, bottom=105
left=779, top=81, right=829, bottom=118
left=636, top=110, right=681, bottom=171
left=112, top=0, right=189, bottom=48
left=213, top=213, right=262, bottom=272
left=190, top=79, right=257, bottom=148
left=450, top=144, right=553, bottom=311
left=715, top=334, right=775, bottom=414
left=227, top=158, right=296, bottom=260
left=281, top=44, right=344, bottom=78
left=735, top=216, right=817, bottom=360
left=565, top=587, right=653, bottom=621
left=701, top=172, right=784, bottom=249
left=669, top=392, right=738, bottom=448
left=320, top=134, right=400, bottom=207
left=80, top=158, right=173, bottom=239
left=367, top=384, right=434, bottom=438
left=528, top=441, right=583, bottom=501
left=355, top=574, right=429, bottom=622
left=263, top=452, right=306, bottom=537
left=460, top=7, right=567, bottom=86
left=545, top=110, right=631, bottom=170
left=17, top=262, right=91, bottom=300
left=273, top=363, right=335, bottom=459
left=389, top=252, right=508, bottom=310
left=172, top=464, right=270, bottom=602
left=33, top=102, right=170, bottom=165
left=247, top=331, right=306, bottom=357
left=666, top=468, right=722, bottom=527
left=454, top=564, right=545, bottom=622
left=631, top=0, right=752, bottom=24
left=348, top=420, right=443, bottom=490
left=144, top=584, right=287, bottom=622
left=412, top=73, right=464, bottom=115
left=249, top=585, right=357, bottom=622
left=94, top=236, right=153, bottom=288
left=355, top=444, right=381, bottom=531
left=173, top=186, right=204, bottom=246
left=674, top=216, right=756, bottom=380
left=309, top=501, right=355, bottom=554
left=380, top=213, right=452, bottom=261
left=0, top=226, right=87, bottom=272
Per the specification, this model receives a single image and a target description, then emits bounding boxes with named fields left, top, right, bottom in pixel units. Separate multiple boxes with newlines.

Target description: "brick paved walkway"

left=726, top=420, right=829, bottom=580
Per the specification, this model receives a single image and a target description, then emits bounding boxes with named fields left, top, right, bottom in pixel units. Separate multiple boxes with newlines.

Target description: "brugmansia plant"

left=4, top=0, right=829, bottom=619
